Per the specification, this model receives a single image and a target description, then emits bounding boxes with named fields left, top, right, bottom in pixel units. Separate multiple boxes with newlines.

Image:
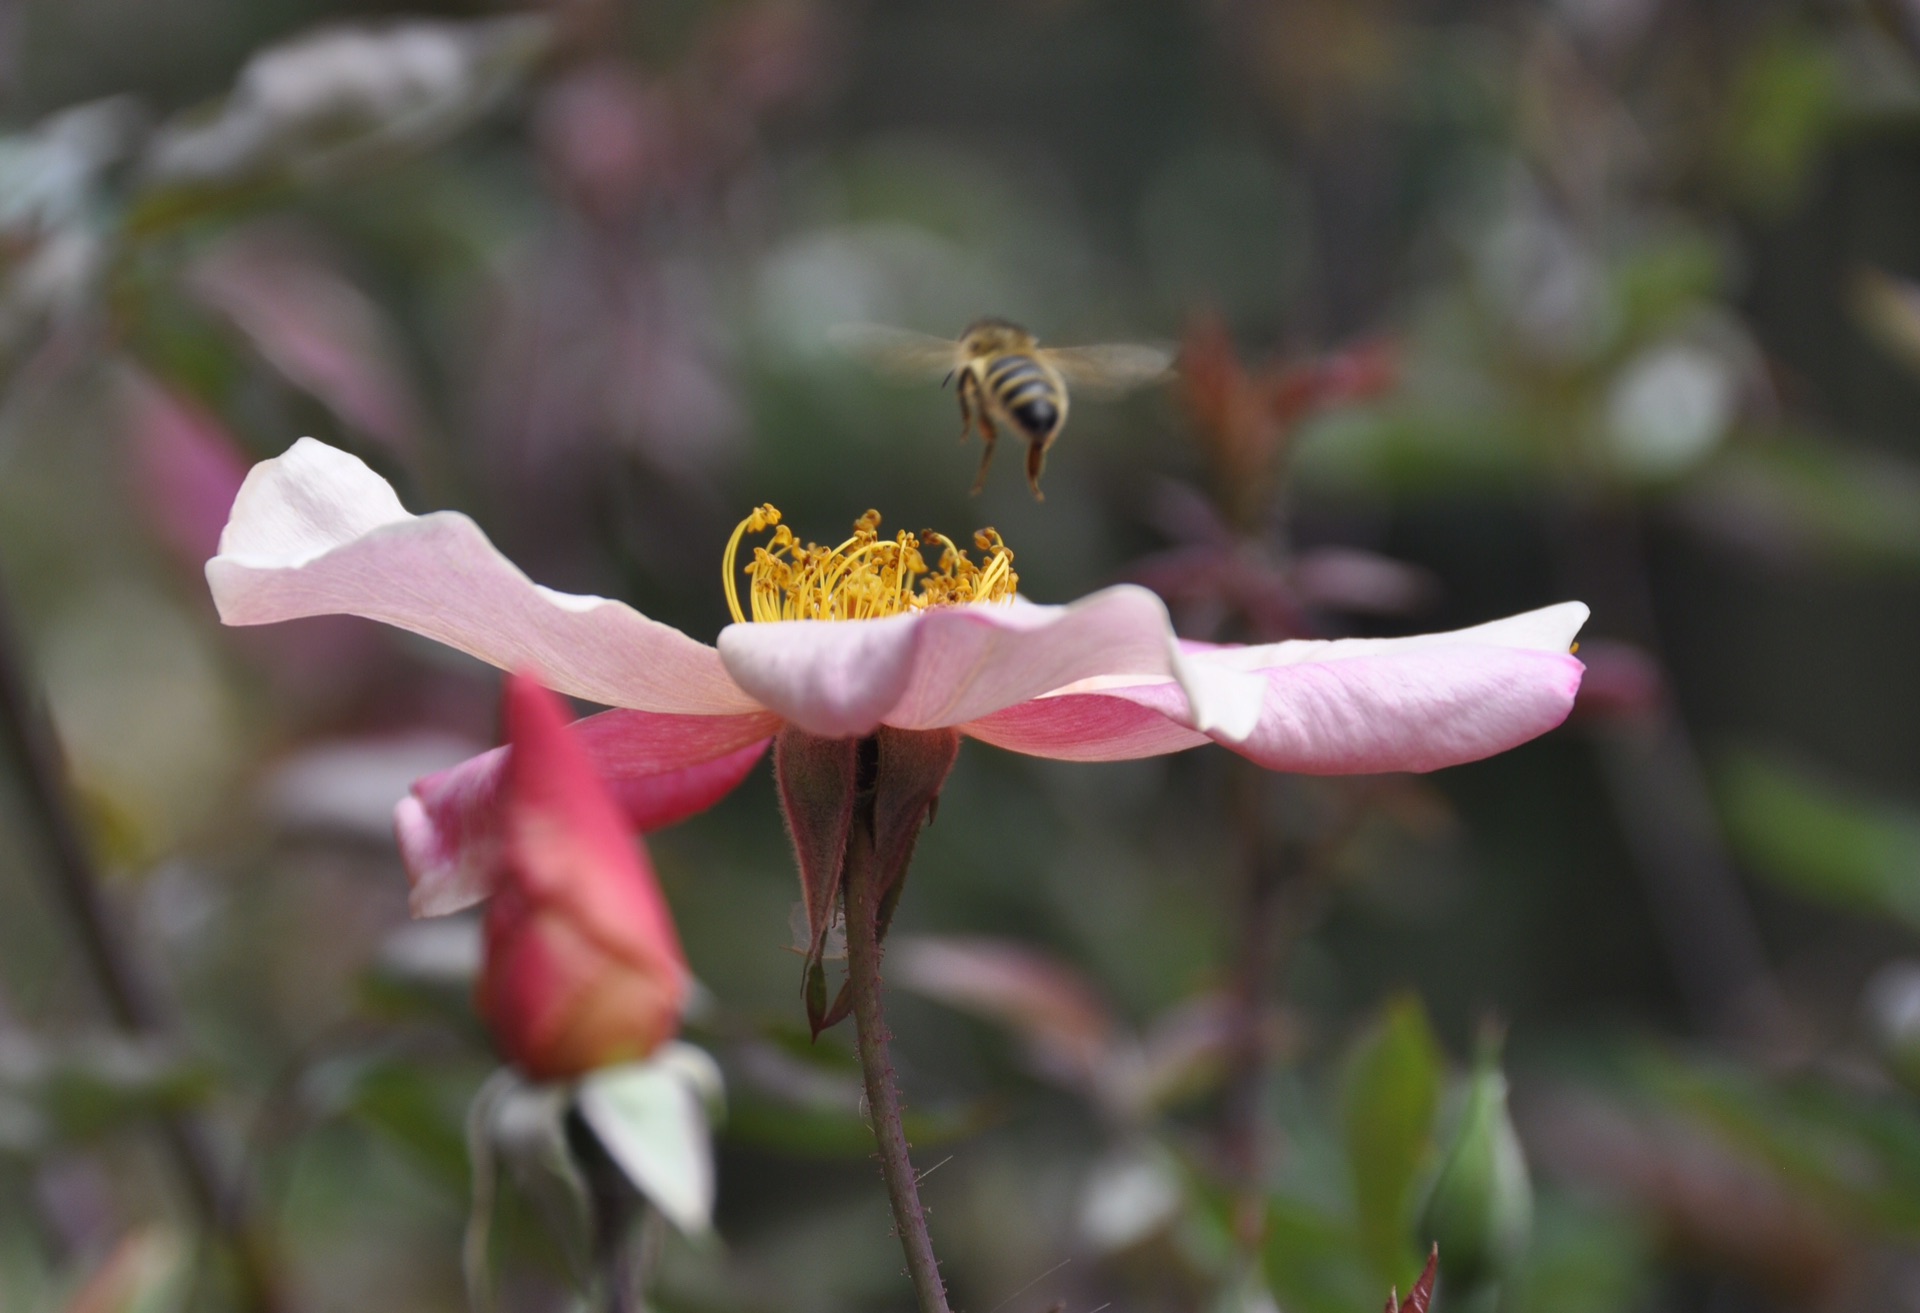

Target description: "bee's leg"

left=956, top=372, right=977, bottom=444
left=1024, top=437, right=1049, bottom=502
left=969, top=422, right=1000, bottom=496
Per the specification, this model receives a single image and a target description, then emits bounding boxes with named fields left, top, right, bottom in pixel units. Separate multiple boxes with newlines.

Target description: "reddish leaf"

left=1405, top=1245, right=1438, bottom=1313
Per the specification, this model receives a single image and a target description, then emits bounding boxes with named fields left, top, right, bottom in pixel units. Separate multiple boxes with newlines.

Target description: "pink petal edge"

left=963, top=603, right=1589, bottom=773
left=206, top=439, right=761, bottom=715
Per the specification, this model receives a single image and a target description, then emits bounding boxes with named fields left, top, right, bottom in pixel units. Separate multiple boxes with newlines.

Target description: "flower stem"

left=0, top=574, right=288, bottom=1312
left=844, top=826, right=951, bottom=1313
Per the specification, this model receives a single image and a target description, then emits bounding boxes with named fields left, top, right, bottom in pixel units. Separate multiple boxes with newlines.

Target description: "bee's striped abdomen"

left=985, top=354, right=1063, bottom=440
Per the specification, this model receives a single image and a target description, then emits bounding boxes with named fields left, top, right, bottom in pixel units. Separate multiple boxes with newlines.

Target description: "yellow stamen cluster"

left=723, top=504, right=1019, bottom=623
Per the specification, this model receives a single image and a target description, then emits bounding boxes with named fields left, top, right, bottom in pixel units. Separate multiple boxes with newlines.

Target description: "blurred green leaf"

left=474, top=1073, right=591, bottom=1292
left=1505, top=1196, right=1651, bottom=1313
left=1342, top=993, right=1443, bottom=1284
left=303, top=1051, right=472, bottom=1192
left=1719, top=27, right=1841, bottom=211
left=1717, top=751, right=1920, bottom=929
left=347, top=1059, right=472, bottom=1192
left=1642, top=1052, right=1920, bottom=1236
left=1610, top=234, right=1728, bottom=346
left=1292, top=405, right=1536, bottom=494
left=1261, top=1197, right=1374, bottom=1313
left=0, top=1036, right=212, bottom=1144
left=1687, top=433, right=1920, bottom=568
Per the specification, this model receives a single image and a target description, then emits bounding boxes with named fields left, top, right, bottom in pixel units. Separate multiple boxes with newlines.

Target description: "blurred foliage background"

left=2, top=0, right=1920, bottom=1309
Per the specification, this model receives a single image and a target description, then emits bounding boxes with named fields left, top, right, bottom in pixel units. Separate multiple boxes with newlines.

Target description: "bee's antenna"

left=942, top=370, right=954, bottom=389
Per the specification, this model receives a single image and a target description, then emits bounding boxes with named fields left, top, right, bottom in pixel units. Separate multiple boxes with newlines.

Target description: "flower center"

left=723, top=504, right=1019, bottom=623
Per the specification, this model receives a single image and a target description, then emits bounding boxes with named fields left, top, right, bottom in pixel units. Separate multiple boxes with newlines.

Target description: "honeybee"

left=833, top=318, right=1174, bottom=500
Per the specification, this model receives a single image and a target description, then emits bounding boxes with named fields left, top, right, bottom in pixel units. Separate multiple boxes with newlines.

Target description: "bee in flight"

left=832, top=318, right=1173, bottom=500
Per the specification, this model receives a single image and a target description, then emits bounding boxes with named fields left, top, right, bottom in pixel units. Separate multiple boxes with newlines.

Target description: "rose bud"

left=1419, top=1028, right=1532, bottom=1295
left=475, top=674, right=691, bottom=1082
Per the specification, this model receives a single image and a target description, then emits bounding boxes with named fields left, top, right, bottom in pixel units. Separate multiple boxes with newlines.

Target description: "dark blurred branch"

left=1220, top=770, right=1370, bottom=1243
left=1594, top=716, right=1787, bottom=1041
left=0, top=2, right=15, bottom=109
left=0, top=570, right=290, bottom=1312
left=1220, top=765, right=1290, bottom=1247
left=1556, top=507, right=1788, bottom=1045
left=1871, top=0, right=1920, bottom=68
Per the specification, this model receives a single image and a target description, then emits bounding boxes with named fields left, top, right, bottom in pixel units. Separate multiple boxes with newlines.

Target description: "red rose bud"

left=477, top=674, right=690, bottom=1082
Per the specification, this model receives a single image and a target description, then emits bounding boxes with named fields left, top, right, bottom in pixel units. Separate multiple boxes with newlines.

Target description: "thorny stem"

left=845, top=824, right=951, bottom=1313
left=0, top=574, right=288, bottom=1313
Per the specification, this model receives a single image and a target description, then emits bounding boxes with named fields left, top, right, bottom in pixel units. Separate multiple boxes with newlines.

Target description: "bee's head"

left=960, top=318, right=1037, bottom=355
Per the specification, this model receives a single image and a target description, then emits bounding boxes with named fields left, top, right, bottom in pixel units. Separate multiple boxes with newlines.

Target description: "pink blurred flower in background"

left=120, top=368, right=251, bottom=571
left=205, top=439, right=1589, bottom=919
left=478, top=672, right=689, bottom=1082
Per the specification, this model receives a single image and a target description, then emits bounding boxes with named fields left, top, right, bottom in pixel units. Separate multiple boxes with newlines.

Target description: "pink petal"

left=188, top=228, right=425, bottom=456
left=963, top=690, right=1208, bottom=761
left=1219, top=644, right=1585, bottom=773
left=206, top=440, right=760, bottom=715
left=398, top=706, right=776, bottom=917
left=967, top=603, right=1588, bottom=774
left=715, top=586, right=1235, bottom=740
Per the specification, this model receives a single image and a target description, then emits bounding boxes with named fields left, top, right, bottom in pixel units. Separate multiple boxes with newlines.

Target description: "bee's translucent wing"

left=1040, top=342, right=1176, bottom=395
left=829, top=323, right=962, bottom=381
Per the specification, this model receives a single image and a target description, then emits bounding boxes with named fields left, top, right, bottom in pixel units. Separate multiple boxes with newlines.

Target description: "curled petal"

left=206, top=439, right=760, bottom=715
left=717, top=585, right=1239, bottom=740
left=399, top=707, right=776, bottom=917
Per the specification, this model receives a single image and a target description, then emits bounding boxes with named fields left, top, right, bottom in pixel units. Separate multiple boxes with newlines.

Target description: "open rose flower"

left=480, top=672, right=689, bottom=1081
left=207, top=439, right=1588, bottom=922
